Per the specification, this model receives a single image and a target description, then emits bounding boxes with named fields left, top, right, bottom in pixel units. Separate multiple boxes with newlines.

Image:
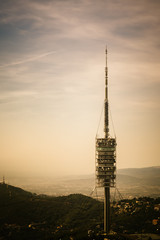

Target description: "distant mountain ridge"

left=118, top=166, right=160, bottom=178
left=1, top=166, right=160, bottom=198
left=116, top=166, right=160, bottom=198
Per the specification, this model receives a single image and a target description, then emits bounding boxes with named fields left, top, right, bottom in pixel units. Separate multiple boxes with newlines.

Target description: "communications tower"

left=96, top=48, right=116, bottom=234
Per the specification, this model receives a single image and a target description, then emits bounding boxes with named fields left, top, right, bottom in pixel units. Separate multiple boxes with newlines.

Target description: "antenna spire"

left=104, top=47, right=109, bottom=138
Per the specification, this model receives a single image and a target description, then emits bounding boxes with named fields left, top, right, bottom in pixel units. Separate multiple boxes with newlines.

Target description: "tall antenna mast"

left=104, top=47, right=109, bottom=139
left=96, top=47, right=117, bottom=234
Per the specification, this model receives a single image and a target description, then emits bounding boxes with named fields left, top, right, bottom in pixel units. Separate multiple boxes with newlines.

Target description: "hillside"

left=1, top=183, right=160, bottom=240
left=0, top=183, right=103, bottom=240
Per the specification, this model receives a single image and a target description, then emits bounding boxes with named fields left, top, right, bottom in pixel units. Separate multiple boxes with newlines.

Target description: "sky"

left=0, top=0, right=160, bottom=178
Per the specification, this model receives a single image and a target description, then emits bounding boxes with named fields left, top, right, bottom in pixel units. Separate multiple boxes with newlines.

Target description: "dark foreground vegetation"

left=0, top=183, right=160, bottom=240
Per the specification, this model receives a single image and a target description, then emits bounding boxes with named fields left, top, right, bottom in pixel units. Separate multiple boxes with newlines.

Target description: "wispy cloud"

left=0, top=90, right=38, bottom=104
left=0, top=51, right=56, bottom=68
left=0, top=0, right=160, bottom=173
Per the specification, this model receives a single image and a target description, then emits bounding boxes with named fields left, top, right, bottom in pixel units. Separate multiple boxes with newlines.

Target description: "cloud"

left=0, top=90, right=38, bottom=104
left=1, top=0, right=160, bottom=52
left=0, top=51, right=56, bottom=68
left=0, top=0, right=160, bottom=173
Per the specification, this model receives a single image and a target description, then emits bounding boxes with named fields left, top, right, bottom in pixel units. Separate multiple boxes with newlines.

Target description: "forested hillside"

left=0, top=183, right=103, bottom=239
left=0, top=183, right=160, bottom=240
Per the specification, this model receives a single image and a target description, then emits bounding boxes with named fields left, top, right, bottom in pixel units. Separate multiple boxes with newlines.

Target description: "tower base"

left=104, top=187, right=110, bottom=234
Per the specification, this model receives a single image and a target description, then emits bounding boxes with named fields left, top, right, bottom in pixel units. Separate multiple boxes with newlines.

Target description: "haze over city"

left=0, top=0, right=160, bottom=178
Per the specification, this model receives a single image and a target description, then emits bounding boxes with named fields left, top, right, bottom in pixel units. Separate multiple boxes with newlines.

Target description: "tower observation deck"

left=95, top=48, right=116, bottom=234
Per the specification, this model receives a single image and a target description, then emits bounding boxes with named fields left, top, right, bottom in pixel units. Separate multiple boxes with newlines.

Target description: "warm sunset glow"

left=0, top=0, right=160, bottom=178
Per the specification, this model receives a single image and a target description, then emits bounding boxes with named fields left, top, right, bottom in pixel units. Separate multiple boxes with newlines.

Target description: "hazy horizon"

left=0, top=0, right=160, bottom=177
left=1, top=166, right=160, bottom=180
